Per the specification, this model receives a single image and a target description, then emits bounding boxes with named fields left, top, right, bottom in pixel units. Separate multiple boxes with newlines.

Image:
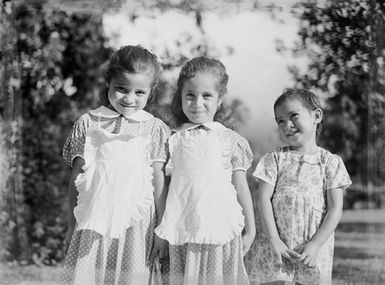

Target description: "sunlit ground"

left=1, top=209, right=385, bottom=285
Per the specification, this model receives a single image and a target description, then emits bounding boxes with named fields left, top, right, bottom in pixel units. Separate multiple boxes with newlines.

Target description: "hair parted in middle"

left=99, top=45, right=161, bottom=107
left=170, top=56, right=229, bottom=126
left=274, top=88, right=323, bottom=135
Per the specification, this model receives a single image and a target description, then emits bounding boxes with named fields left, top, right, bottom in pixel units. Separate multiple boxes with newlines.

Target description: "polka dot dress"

left=60, top=107, right=170, bottom=285
left=61, top=210, right=159, bottom=284
left=169, top=235, right=249, bottom=285
left=156, top=123, right=253, bottom=285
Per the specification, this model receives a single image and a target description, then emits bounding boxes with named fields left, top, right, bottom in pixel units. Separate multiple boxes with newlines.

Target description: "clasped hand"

left=270, top=238, right=321, bottom=268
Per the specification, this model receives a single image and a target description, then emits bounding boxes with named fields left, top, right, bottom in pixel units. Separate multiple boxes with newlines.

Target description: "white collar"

left=175, top=121, right=226, bottom=132
left=89, top=106, right=153, bottom=121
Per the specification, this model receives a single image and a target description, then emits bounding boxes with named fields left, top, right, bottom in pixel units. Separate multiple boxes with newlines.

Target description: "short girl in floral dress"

left=155, top=57, right=256, bottom=285
left=61, top=45, right=169, bottom=284
left=245, top=89, right=352, bottom=285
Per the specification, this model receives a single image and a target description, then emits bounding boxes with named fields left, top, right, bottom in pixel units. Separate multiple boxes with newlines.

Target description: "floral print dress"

left=244, top=146, right=351, bottom=285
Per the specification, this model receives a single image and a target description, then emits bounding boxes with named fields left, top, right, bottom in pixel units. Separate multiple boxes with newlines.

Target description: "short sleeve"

left=253, top=152, right=278, bottom=186
left=62, top=114, right=89, bottom=167
left=150, top=119, right=171, bottom=163
left=325, top=154, right=352, bottom=190
left=231, top=135, right=254, bottom=172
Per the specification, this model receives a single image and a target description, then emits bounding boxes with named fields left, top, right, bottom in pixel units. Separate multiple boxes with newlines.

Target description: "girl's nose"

left=284, top=120, right=294, bottom=130
left=194, top=95, right=204, bottom=107
left=122, top=93, right=135, bottom=103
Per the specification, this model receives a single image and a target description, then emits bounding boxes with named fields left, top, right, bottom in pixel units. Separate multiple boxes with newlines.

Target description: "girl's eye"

left=116, top=87, right=128, bottom=93
left=203, top=93, right=212, bottom=98
left=277, top=119, right=284, bottom=125
left=290, top=113, right=299, bottom=119
left=185, top=93, right=195, bottom=98
left=136, top=90, right=146, bottom=96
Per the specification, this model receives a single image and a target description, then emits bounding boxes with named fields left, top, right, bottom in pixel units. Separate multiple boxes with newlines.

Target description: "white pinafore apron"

left=61, top=120, right=160, bottom=285
left=156, top=127, right=244, bottom=245
left=73, top=121, right=154, bottom=238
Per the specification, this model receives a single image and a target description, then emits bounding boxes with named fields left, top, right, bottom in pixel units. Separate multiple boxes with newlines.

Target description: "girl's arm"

left=256, top=180, right=300, bottom=263
left=299, top=187, right=344, bottom=267
left=232, top=170, right=256, bottom=256
left=150, top=161, right=169, bottom=260
left=65, top=157, right=84, bottom=251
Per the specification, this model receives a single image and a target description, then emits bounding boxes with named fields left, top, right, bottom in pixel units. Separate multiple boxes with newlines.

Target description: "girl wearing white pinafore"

left=60, top=45, right=169, bottom=285
left=155, top=57, right=256, bottom=285
left=61, top=107, right=169, bottom=284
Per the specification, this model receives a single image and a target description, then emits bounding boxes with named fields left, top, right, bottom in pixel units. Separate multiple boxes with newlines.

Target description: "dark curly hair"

left=99, top=45, right=161, bottom=107
left=170, top=56, right=229, bottom=127
left=274, top=88, right=323, bottom=135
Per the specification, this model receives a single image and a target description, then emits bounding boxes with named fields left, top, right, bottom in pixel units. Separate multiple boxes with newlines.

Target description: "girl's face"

left=274, top=99, right=322, bottom=152
left=107, top=72, right=153, bottom=117
left=181, top=72, right=222, bottom=124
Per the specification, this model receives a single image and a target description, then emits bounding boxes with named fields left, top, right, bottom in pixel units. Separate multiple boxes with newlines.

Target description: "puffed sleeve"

left=231, top=134, right=254, bottom=172
left=253, top=151, right=278, bottom=186
left=150, top=119, right=171, bottom=163
left=62, top=114, right=89, bottom=167
left=325, top=154, right=352, bottom=190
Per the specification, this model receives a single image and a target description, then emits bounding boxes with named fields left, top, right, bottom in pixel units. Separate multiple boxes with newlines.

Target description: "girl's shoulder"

left=71, top=111, right=94, bottom=129
left=219, top=125, right=248, bottom=143
left=149, top=117, right=171, bottom=134
left=318, top=147, right=347, bottom=168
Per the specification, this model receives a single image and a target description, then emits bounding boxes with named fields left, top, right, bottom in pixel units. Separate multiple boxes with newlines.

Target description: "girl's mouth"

left=119, top=102, right=136, bottom=108
left=286, top=130, right=299, bottom=137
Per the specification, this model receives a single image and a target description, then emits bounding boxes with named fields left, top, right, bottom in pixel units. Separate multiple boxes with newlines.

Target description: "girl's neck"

left=289, top=142, right=318, bottom=155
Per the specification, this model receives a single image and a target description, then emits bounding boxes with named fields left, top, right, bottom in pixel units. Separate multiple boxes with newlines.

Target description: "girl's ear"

left=314, top=108, right=323, bottom=123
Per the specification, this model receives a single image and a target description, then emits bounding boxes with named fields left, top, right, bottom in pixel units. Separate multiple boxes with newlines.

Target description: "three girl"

left=245, top=89, right=351, bottom=285
left=61, top=45, right=169, bottom=284
left=62, top=45, right=351, bottom=285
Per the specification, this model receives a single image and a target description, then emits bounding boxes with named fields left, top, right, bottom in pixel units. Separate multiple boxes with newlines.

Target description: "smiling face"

left=181, top=72, right=223, bottom=124
left=107, top=72, right=153, bottom=117
left=274, top=99, right=322, bottom=152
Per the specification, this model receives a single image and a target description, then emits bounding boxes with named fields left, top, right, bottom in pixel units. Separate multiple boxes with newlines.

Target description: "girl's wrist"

left=309, top=238, right=322, bottom=248
left=267, top=235, right=281, bottom=243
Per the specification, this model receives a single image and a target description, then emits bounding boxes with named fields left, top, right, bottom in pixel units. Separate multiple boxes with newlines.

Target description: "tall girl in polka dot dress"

left=244, top=89, right=352, bottom=285
left=155, top=57, right=256, bottom=285
left=61, top=45, right=170, bottom=284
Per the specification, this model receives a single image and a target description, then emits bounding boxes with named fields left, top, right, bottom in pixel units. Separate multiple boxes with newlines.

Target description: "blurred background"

left=1, top=0, right=384, bottom=284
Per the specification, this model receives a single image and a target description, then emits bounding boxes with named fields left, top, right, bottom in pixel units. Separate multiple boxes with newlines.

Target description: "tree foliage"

left=288, top=0, right=385, bottom=185
left=1, top=1, right=113, bottom=264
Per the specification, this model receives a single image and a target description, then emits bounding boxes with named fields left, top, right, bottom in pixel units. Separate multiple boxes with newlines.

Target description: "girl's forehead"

left=274, top=99, right=309, bottom=116
left=276, top=99, right=304, bottom=109
left=111, top=71, right=153, bottom=84
left=184, top=72, right=218, bottom=84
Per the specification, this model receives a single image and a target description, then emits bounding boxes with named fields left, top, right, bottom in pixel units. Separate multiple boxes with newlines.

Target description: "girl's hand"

left=269, top=237, right=300, bottom=264
left=150, top=234, right=169, bottom=260
left=242, top=231, right=255, bottom=256
left=297, top=240, right=321, bottom=267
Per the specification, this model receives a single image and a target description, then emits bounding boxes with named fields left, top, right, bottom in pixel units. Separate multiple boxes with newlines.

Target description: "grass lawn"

left=1, top=209, right=385, bottom=285
left=332, top=209, right=385, bottom=285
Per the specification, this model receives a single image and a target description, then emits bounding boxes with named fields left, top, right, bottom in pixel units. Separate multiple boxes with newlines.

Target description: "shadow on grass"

left=337, top=222, right=385, bottom=233
left=334, top=246, right=385, bottom=259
